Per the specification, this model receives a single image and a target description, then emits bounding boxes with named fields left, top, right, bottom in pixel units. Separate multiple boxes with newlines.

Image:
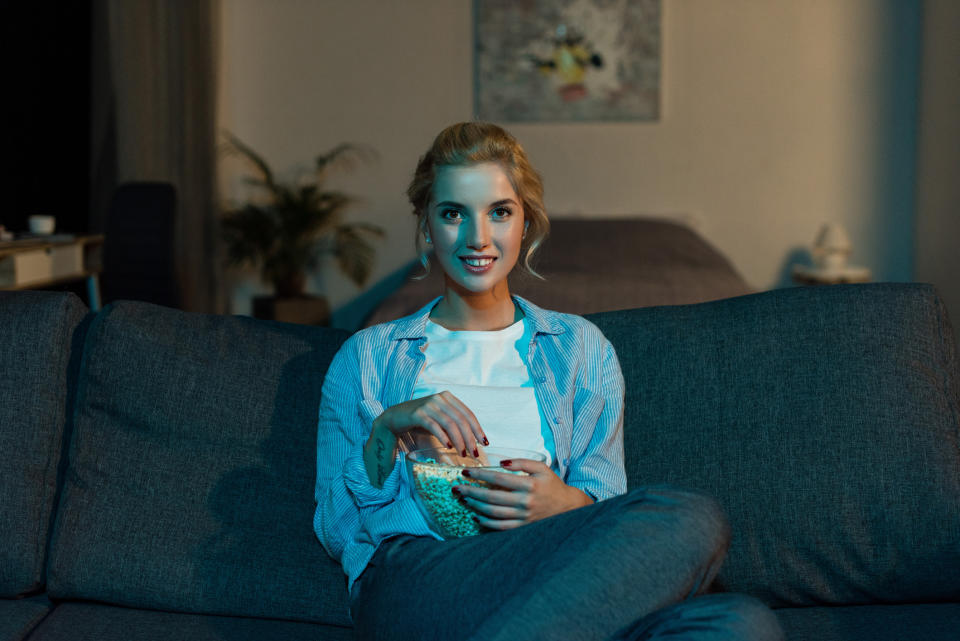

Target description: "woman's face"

left=426, top=162, right=525, bottom=297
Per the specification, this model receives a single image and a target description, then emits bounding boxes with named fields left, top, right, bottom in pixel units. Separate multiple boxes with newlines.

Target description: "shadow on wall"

left=772, top=247, right=814, bottom=290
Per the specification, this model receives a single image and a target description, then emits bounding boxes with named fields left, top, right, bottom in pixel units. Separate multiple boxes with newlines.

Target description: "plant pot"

left=252, top=295, right=330, bottom=326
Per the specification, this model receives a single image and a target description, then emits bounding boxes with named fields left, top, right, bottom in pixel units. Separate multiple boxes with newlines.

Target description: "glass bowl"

left=405, top=446, right=547, bottom=538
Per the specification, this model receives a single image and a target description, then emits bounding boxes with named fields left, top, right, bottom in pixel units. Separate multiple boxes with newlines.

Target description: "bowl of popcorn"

left=405, top=446, right=546, bottom=538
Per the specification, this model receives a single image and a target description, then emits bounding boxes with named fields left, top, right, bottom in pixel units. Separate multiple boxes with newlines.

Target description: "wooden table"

left=0, top=234, right=105, bottom=310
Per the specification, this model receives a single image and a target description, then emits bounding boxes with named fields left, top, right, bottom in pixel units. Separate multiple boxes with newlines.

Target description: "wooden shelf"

left=0, top=234, right=105, bottom=309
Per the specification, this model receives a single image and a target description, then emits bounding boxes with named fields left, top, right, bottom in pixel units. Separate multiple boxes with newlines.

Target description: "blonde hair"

left=406, top=122, right=549, bottom=280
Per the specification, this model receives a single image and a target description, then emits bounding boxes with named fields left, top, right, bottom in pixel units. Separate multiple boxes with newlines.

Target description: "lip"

left=459, top=256, right=497, bottom=274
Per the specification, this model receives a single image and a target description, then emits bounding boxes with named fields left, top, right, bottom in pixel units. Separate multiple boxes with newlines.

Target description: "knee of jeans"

left=637, top=486, right=731, bottom=560
left=705, top=594, right=786, bottom=641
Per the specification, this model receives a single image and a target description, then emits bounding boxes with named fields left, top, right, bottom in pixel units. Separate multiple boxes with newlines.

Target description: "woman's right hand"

left=375, top=391, right=488, bottom=458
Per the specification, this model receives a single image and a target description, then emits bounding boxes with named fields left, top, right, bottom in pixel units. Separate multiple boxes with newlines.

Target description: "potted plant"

left=220, top=130, right=384, bottom=325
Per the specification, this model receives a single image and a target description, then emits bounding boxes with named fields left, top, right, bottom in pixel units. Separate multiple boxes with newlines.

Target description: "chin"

left=444, top=271, right=508, bottom=296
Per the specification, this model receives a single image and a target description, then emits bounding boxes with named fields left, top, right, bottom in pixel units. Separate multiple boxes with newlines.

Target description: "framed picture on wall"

left=474, top=0, right=661, bottom=122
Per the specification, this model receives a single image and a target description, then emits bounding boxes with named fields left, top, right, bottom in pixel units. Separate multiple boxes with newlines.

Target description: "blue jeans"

left=350, top=486, right=784, bottom=641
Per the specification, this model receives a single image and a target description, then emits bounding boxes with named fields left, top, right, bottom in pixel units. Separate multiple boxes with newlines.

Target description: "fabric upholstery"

left=26, top=602, right=353, bottom=641
left=586, top=283, right=960, bottom=608
left=775, top=603, right=960, bottom=641
left=0, top=291, right=88, bottom=597
left=0, top=595, right=53, bottom=641
left=46, top=301, right=352, bottom=625
left=363, top=218, right=753, bottom=326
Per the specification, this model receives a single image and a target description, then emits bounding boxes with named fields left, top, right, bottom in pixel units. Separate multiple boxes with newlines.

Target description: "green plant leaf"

left=221, top=129, right=278, bottom=195
left=333, top=223, right=384, bottom=287
left=220, top=205, right=277, bottom=268
left=315, top=143, right=378, bottom=180
left=219, top=132, right=381, bottom=295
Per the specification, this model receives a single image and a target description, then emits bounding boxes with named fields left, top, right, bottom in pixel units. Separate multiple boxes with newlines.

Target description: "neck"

left=430, top=280, right=522, bottom=331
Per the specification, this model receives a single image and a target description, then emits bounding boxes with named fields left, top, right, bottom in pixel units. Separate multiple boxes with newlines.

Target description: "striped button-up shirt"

left=313, top=294, right=627, bottom=599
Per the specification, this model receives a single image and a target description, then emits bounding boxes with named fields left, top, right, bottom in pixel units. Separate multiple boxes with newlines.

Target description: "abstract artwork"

left=474, top=0, right=661, bottom=122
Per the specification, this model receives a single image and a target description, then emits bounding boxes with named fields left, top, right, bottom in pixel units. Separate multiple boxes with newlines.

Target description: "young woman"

left=314, top=122, right=784, bottom=640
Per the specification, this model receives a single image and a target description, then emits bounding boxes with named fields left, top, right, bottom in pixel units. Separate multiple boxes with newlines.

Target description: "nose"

left=465, top=216, right=491, bottom=250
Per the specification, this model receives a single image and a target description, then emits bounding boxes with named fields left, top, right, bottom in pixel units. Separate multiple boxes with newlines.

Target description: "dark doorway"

left=3, top=1, right=93, bottom=237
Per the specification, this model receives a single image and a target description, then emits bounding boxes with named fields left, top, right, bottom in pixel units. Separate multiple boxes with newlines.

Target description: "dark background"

left=3, top=0, right=92, bottom=236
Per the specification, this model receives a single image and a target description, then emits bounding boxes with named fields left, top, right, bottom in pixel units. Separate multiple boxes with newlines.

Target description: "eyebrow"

left=434, top=199, right=518, bottom=209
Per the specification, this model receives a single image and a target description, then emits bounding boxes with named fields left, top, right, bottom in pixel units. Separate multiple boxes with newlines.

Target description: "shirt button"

left=538, top=376, right=546, bottom=383
left=554, top=417, right=561, bottom=424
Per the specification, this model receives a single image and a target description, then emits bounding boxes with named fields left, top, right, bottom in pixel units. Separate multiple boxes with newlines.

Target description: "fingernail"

left=447, top=441, right=453, bottom=448
left=461, top=448, right=467, bottom=457
left=482, top=436, right=489, bottom=446
left=502, top=459, right=512, bottom=467
left=452, top=486, right=461, bottom=495
left=473, top=448, right=479, bottom=458
left=462, top=469, right=471, bottom=477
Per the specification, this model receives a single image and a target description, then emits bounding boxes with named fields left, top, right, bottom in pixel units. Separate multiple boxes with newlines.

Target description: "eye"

left=490, top=207, right=512, bottom=220
left=441, top=209, right=463, bottom=221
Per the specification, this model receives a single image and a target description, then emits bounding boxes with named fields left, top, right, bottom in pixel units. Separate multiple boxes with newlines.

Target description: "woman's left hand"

left=454, top=458, right=593, bottom=530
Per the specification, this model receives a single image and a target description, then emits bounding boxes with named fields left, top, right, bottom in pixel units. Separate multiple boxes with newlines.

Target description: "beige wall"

left=218, top=0, right=921, bottom=322
left=915, top=0, right=960, bottom=342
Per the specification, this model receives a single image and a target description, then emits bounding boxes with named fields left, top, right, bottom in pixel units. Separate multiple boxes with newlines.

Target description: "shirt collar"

left=389, top=294, right=566, bottom=341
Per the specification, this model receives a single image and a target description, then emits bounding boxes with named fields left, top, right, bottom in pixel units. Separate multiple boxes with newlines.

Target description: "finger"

left=437, top=393, right=483, bottom=457
left=430, top=397, right=477, bottom=456
left=415, top=414, right=457, bottom=452
left=461, top=468, right=529, bottom=494
left=441, top=392, right=488, bottom=449
left=501, top=458, right=551, bottom=475
left=472, top=513, right=524, bottom=531
left=416, top=402, right=469, bottom=455
left=462, top=485, right=526, bottom=507
left=461, top=494, right=525, bottom=519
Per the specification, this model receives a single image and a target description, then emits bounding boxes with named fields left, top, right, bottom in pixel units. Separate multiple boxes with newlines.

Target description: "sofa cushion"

left=25, top=602, right=354, bottom=641
left=587, top=283, right=960, bottom=608
left=46, top=301, right=352, bottom=625
left=0, top=595, right=53, bottom=641
left=0, top=291, right=88, bottom=597
left=775, top=602, right=960, bottom=641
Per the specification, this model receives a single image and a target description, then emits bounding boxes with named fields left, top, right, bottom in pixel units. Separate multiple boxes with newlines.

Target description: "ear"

left=421, top=216, right=432, bottom=243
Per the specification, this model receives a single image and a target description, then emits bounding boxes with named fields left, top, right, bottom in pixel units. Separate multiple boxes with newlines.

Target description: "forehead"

left=431, top=162, right=518, bottom=203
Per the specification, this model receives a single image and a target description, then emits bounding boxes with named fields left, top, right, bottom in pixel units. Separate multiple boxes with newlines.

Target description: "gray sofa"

left=2, top=283, right=958, bottom=641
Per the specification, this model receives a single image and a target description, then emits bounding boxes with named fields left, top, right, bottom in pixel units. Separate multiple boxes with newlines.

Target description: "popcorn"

left=406, top=448, right=540, bottom=538
left=410, top=457, right=491, bottom=537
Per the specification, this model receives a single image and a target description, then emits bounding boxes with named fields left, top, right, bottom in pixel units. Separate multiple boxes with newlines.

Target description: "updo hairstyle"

left=406, top=121, right=549, bottom=280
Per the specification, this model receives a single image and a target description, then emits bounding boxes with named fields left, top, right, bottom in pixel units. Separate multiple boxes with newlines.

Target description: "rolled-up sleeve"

left=565, top=338, right=627, bottom=502
left=313, top=338, right=404, bottom=561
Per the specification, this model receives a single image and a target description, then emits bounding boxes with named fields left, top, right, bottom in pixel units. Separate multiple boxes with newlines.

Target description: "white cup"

left=28, top=215, right=56, bottom=235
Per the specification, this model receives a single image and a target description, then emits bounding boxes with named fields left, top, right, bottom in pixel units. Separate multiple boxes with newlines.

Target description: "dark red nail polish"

left=452, top=486, right=461, bottom=495
left=462, top=469, right=471, bottom=477
left=447, top=441, right=453, bottom=448
left=461, top=448, right=467, bottom=457
left=473, top=448, right=479, bottom=457
left=502, top=459, right=512, bottom=467
left=482, top=436, right=489, bottom=446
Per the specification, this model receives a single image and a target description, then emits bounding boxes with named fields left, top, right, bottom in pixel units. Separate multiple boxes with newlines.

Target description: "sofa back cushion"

left=0, top=291, right=88, bottom=597
left=587, top=283, right=960, bottom=608
left=46, top=301, right=352, bottom=625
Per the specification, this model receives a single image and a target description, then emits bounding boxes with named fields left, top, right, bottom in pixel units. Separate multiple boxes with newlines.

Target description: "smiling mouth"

left=460, top=257, right=496, bottom=267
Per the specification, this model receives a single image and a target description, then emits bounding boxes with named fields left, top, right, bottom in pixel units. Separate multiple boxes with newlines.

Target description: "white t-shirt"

left=408, top=317, right=555, bottom=467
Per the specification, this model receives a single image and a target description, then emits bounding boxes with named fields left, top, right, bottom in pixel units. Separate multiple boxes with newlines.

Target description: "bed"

left=361, top=217, right=754, bottom=328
